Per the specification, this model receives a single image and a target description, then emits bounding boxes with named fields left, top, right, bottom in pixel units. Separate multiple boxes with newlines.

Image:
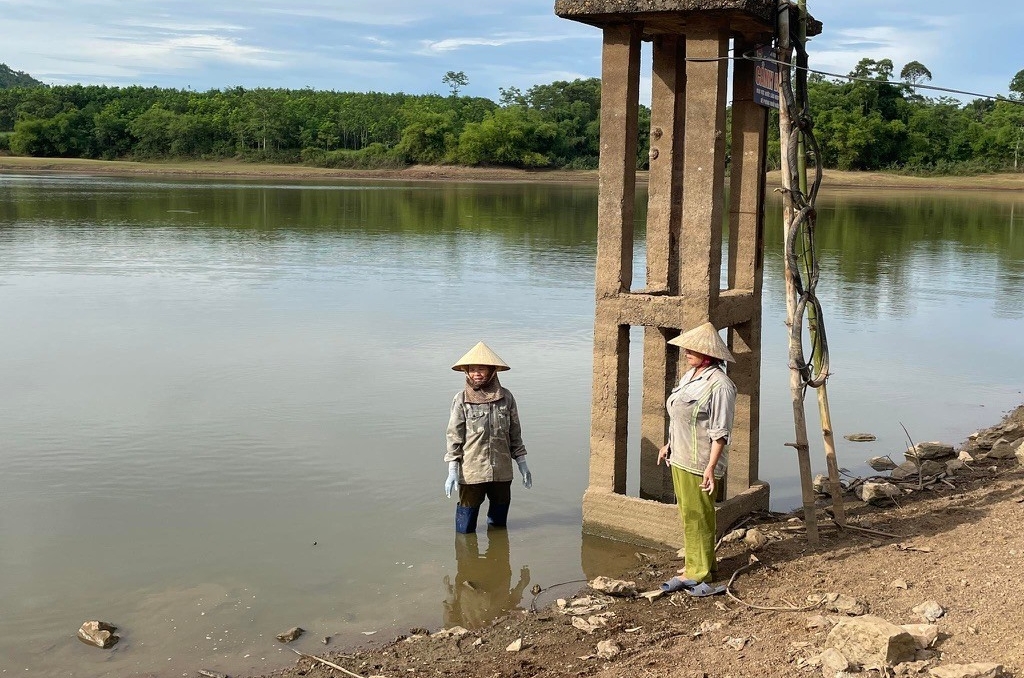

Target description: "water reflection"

left=442, top=529, right=530, bottom=629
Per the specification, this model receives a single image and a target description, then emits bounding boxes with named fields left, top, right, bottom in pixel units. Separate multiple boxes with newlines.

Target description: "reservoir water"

left=1, top=173, right=1022, bottom=676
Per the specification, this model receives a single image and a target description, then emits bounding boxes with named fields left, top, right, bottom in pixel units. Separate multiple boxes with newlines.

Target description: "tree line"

left=0, top=60, right=1021, bottom=173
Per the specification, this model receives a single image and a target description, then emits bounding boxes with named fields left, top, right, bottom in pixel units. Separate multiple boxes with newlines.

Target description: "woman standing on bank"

left=657, top=322, right=737, bottom=597
left=444, top=342, right=532, bottom=534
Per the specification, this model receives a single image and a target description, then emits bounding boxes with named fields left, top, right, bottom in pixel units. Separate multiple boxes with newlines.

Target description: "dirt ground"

left=3, top=155, right=1024, bottom=191
left=252, top=406, right=1024, bottom=678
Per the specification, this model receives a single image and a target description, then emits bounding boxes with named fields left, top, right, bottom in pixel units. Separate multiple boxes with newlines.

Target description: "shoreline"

left=244, top=405, right=1024, bottom=678
left=3, top=156, right=1024, bottom=191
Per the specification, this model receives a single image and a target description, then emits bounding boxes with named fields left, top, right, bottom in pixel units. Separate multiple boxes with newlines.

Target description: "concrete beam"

left=582, top=482, right=770, bottom=548
left=553, top=0, right=822, bottom=37
left=596, top=289, right=756, bottom=330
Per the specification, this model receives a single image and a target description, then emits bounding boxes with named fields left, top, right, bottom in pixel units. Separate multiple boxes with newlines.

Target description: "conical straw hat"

left=667, top=322, right=735, bottom=362
left=451, top=341, right=510, bottom=371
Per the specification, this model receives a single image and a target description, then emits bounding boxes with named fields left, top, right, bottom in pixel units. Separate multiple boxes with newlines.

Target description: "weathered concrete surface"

left=589, top=24, right=640, bottom=498
left=582, top=482, right=769, bottom=548
left=724, top=34, right=766, bottom=497
left=577, top=4, right=775, bottom=546
left=638, top=33, right=685, bottom=502
left=554, top=0, right=822, bottom=36
left=594, top=24, right=641, bottom=296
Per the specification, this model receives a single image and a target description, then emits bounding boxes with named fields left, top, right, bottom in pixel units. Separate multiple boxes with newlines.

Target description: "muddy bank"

left=2, top=156, right=1024, bottom=191
left=245, top=405, right=1024, bottom=678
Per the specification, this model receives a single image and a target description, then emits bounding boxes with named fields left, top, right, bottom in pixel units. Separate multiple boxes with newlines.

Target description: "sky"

left=3, top=0, right=1022, bottom=103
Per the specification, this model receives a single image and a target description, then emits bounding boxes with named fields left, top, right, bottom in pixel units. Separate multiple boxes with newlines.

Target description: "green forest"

left=0, top=59, right=1022, bottom=174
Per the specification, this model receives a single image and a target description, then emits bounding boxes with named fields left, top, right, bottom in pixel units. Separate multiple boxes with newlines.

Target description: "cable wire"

left=681, top=50, right=1024, bottom=106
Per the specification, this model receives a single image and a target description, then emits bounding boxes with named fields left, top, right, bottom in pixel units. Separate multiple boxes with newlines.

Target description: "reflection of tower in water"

left=442, top=528, right=530, bottom=629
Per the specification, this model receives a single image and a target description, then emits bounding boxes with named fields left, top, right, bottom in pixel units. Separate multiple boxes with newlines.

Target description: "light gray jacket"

left=666, top=365, right=736, bottom=479
left=445, top=389, right=527, bottom=484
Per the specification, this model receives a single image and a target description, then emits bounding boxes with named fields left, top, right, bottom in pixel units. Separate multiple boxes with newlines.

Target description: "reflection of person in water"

left=442, top=529, right=530, bottom=629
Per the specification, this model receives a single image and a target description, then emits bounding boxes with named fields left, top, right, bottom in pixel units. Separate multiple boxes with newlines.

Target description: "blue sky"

left=3, top=0, right=1022, bottom=102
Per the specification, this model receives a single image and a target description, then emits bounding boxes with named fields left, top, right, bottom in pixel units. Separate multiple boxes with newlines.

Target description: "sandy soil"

left=2, top=156, right=1024, bottom=191
left=249, top=406, right=1024, bottom=678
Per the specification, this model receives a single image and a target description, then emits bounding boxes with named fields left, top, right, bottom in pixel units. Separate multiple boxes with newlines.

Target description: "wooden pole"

left=778, top=0, right=818, bottom=544
left=795, top=0, right=846, bottom=527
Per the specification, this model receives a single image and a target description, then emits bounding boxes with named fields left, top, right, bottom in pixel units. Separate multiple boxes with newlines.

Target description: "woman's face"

left=465, top=365, right=493, bottom=386
left=684, top=349, right=710, bottom=369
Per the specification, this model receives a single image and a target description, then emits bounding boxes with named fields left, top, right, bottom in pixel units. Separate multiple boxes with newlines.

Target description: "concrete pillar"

left=589, top=23, right=641, bottom=496
left=639, top=34, right=686, bottom=502
left=594, top=24, right=641, bottom=296
left=553, top=0, right=801, bottom=547
left=726, top=36, right=768, bottom=498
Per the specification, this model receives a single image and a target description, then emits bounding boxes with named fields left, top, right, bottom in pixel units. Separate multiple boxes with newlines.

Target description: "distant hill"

left=0, top=63, right=44, bottom=88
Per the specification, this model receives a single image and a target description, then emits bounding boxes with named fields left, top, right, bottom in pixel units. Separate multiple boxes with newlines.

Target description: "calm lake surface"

left=1, top=173, right=1022, bottom=677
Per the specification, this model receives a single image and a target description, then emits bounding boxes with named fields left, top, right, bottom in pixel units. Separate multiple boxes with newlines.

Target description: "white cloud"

left=420, top=33, right=583, bottom=54
left=811, top=23, right=946, bottom=80
left=98, top=34, right=281, bottom=68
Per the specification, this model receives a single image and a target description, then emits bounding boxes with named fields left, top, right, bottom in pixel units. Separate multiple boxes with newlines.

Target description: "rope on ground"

left=724, top=555, right=820, bottom=613
left=528, top=578, right=589, bottom=612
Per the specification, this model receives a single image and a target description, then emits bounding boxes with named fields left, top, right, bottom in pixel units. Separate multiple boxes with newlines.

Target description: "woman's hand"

left=700, top=465, right=716, bottom=494
left=657, top=443, right=671, bottom=467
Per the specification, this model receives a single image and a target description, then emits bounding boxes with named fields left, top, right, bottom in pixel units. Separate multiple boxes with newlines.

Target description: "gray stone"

left=807, top=614, right=834, bottom=630
left=743, top=528, right=768, bottom=550
left=721, top=527, right=747, bottom=543
left=913, top=600, right=945, bottom=622
left=845, top=433, right=877, bottom=442
left=1015, top=440, right=1024, bottom=466
left=900, top=623, right=939, bottom=649
left=826, top=615, right=917, bottom=667
left=276, top=627, right=304, bottom=643
left=858, top=481, right=901, bottom=504
left=868, top=456, right=898, bottom=471
left=819, top=647, right=850, bottom=676
left=820, top=592, right=869, bottom=616
left=589, top=576, right=637, bottom=597
left=77, top=621, right=119, bottom=649
left=958, top=450, right=975, bottom=462
left=929, top=663, right=1004, bottom=678
left=813, top=474, right=845, bottom=496
left=945, top=458, right=967, bottom=474
left=987, top=438, right=1018, bottom=459
left=891, top=460, right=945, bottom=480
left=596, top=639, right=622, bottom=660
left=896, top=660, right=933, bottom=676
left=906, top=442, right=955, bottom=461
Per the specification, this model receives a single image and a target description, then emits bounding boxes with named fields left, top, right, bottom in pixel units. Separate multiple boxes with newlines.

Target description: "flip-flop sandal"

left=660, top=577, right=700, bottom=593
left=686, top=582, right=727, bottom=597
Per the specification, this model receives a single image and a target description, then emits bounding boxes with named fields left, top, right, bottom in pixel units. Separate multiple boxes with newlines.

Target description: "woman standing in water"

left=444, top=342, right=532, bottom=534
left=657, top=322, right=736, bottom=597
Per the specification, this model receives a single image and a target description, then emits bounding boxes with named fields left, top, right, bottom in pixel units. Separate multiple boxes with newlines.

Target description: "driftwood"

left=291, top=649, right=366, bottom=678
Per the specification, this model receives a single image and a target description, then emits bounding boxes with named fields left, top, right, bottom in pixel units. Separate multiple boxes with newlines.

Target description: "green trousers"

left=671, top=466, right=719, bottom=584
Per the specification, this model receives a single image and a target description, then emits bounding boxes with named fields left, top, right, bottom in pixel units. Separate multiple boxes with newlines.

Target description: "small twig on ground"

left=831, top=520, right=898, bottom=539
left=291, top=649, right=366, bottom=678
left=899, top=422, right=923, bottom=491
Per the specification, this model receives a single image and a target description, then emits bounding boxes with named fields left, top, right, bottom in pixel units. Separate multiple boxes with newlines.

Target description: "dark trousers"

left=458, top=481, right=512, bottom=508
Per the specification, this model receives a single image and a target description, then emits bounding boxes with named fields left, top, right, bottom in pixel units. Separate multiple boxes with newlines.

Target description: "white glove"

left=444, top=461, right=460, bottom=498
left=516, top=458, right=532, bottom=489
